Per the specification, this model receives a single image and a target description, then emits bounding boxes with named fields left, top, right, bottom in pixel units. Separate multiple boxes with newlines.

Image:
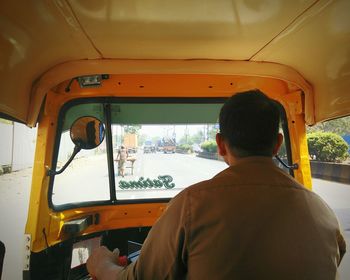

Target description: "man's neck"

left=225, top=154, right=273, bottom=166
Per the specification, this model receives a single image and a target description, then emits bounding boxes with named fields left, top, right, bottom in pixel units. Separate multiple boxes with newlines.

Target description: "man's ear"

left=216, top=133, right=227, bottom=156
left=272, top=133, right=284, bottom=156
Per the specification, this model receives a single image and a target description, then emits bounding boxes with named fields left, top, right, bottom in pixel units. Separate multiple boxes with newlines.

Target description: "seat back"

left=0, top=241, right=5, bottom=279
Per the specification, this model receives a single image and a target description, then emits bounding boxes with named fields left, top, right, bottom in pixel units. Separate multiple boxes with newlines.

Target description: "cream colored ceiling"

left=68, top=0, right=314, bottom=59
left=253, top=0, right=350, bottom=122
left=0, top=0, right=349, bottom=125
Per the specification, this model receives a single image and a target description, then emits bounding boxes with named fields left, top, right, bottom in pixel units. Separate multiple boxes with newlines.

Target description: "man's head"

left=217, top=89, right=283, bottom=162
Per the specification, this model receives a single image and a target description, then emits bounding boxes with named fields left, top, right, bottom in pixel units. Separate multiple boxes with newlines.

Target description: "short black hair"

left=219, top=89, right=280, bottom=157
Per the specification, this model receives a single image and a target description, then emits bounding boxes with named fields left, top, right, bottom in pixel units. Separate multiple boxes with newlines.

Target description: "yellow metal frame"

left=25, top=73, right=311, bottom=252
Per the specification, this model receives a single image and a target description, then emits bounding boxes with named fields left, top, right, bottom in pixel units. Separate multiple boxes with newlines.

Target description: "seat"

left=0, top=241, right=5, bottom=279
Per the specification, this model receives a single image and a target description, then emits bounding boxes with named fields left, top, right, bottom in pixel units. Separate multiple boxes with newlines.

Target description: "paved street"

left=312, top=179, right=350, bottom=278
left=0, top=153, right=349, bottom=279
left=53, top=152, right=227, bottom=204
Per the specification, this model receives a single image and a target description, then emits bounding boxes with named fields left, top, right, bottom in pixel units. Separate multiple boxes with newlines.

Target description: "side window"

left=51, top=104, right=110, bottom=206
left=275, top=127, right=290, bottom=173
left=274, top=105, right=293, bottom=174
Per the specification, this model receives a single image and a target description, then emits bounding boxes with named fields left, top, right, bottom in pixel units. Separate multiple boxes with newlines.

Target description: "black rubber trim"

left=104, top=103, right=117, bottom=202
left=278, top=103, right=294, bottom=177
left=0, top=112, right=26, bottom=124
left=48, top=98, right=114, bottom=210
left=48, top=96, right=293, bottom=211
left=53, top=198, right=171, bottom=212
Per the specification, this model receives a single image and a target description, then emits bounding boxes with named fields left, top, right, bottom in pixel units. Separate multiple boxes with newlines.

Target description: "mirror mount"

left=274, top=155, right=298, bottom=170
left=47, top=146, right=81, bottom=177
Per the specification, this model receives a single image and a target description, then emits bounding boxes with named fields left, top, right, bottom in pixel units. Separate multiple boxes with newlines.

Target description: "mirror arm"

left=47, top=146, right=81, bottom=176
left=274, top=155, right=299, bottom=170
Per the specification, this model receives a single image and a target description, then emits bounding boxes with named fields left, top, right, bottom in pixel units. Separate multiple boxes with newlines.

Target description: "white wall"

left=0, top=121, right=108, bottom=172
left=0, top=123, right=13, bottom=166
left=12, top=123, right=37, bottom=171
left=0, top=122, right=37, bottom=171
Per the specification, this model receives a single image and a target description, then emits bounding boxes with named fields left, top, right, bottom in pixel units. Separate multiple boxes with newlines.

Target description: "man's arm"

left=123, top=190, right=190, bottom=279
left=87, top=190, right=190, bottom=279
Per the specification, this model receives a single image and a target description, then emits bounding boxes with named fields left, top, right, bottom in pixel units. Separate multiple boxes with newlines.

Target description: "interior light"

left=77, top=75, right=102, bottom=88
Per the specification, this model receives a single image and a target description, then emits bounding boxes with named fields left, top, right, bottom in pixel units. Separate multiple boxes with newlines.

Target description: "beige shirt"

left=119, top=157, right=346, bottom=280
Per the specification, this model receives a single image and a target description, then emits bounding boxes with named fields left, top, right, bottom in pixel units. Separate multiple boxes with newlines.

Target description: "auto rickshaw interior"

left=1, top=1, right=349, bottom=279
left=24, top=73, right=302, bottom=279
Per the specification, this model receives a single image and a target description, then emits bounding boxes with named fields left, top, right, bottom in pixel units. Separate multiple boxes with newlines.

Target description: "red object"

left=118, top=255, right=128, bottom=267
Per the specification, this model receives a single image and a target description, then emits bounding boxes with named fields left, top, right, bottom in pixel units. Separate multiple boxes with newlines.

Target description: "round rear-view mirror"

left=70, top=116, right=105, bottom=149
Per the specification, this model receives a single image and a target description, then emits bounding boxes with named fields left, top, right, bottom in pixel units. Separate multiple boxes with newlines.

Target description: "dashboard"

left=25, top=227, right=150, bottom=280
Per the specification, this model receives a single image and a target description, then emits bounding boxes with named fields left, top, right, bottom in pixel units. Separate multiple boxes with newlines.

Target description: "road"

left=312, top=178, right=350, bottom=278
left=0, top=153, right=349, bottom=279
left=52, top=152, right=227, bottom=204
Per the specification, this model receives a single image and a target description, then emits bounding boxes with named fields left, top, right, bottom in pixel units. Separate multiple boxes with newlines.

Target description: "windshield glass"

left=51, top=103, right=110, bottom=206
left=51, top=100, right=290, bottom=207
left=113, top=124, right=226, bottom=200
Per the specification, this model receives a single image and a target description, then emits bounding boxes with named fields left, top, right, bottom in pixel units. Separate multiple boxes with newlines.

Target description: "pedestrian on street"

left=116, top=145, right=128, bottom=177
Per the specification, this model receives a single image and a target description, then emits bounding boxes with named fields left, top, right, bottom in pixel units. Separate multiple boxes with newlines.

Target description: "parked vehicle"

left=192, top=143, right=203, bottom=153
left=162, top=138, right=176, bottom=154
left=143, top=140, right=156, bottom=153
left=123, top=133, right=138, bottom=153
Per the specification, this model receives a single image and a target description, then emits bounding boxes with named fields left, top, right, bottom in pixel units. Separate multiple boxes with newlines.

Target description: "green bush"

left=307, top=132, right=349, bottom=162
left=178, top=144, right=192, bottom=153
left=201, top=140, right=217, bottom=153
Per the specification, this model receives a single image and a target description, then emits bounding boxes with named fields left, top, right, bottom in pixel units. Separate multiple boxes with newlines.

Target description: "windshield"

left=50, top=99, right=290, bottom=208
left=112, top=124, right=226, bottom=200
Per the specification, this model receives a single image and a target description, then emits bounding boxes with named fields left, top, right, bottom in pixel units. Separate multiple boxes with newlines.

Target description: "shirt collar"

left=229, top=156, right=275, bottom=168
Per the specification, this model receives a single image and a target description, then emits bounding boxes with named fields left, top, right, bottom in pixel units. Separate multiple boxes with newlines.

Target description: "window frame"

left=48, top=97, right=292, bottom=211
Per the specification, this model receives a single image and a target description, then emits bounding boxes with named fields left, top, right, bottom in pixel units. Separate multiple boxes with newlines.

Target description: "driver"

left=87, top=89, right=346, bottom=279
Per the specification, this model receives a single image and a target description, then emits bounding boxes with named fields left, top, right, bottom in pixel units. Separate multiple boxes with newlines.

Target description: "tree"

left=179, top=135, right=193, bottom=145
left=307, top=132, right=349, bottom=162
left=201, top=140, right=217, bottom=153
left=0, top=118, right=12, bottom=124
left=178, top=143, right=193, bottom=153
left=138, top=133, right=147, bottom=146
left=307, top=116, right=350, bottom=136
left=124, top=125, right=141, bottom=134
left=190, top=130, right=204, bottom=144
left=207, top=124, right=218, bottom=141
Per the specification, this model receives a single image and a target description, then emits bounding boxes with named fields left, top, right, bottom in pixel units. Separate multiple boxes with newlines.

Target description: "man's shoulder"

left=184, top=163, right=312, bottom=195
left=180, top=168, right=234, bottom=195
